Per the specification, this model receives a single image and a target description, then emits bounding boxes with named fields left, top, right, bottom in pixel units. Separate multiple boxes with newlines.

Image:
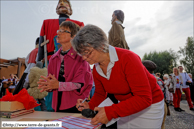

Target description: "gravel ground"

left=165, top=100, right=194, bottom=129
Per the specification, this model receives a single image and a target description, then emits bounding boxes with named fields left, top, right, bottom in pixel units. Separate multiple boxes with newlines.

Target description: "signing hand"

left=91, top=107, right=109, bottom=125
left=76, top=99, right=90, bottom=111
left=37, top=74, right=59, bottom=92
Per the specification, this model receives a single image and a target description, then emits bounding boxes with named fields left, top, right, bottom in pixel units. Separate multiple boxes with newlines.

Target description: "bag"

left=185, top=73, right=192, bottom=86
left=168, top=88, right=174, bottom=93
left=186, top=81, right=192, bottom=86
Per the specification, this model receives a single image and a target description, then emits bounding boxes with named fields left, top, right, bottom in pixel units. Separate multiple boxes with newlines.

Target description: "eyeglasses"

left=57, top=29, right=71, bottom=34
left=81, top=49, right=94, bottom=58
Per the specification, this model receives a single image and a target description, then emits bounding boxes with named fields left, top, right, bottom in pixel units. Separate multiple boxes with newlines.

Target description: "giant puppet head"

left=56, top=0, right=72, bottom=16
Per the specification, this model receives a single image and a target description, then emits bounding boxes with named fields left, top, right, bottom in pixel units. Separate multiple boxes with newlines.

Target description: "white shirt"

left=176, top=76, right=181, bottom=88
left=94, top=45, right=118, bottom=80
left=94, top=45, right=164, bottom=128
left=180, top=72, right=192, bottom=88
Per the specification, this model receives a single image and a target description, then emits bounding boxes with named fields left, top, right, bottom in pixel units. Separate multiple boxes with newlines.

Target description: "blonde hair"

left=173, top=67, right=179, bottom=75
left=156, top=73, right=161, bottom=77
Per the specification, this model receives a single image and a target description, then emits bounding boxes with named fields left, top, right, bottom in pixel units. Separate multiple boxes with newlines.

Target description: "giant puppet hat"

left=56, top=0, right=72, bottom=16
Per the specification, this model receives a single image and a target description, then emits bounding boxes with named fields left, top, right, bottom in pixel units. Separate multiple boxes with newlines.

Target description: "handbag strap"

left=185, top=72, right=189, bottom=81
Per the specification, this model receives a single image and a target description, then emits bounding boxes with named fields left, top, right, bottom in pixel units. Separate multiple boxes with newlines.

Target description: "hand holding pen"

left=76, top=98, right=90, bottom=111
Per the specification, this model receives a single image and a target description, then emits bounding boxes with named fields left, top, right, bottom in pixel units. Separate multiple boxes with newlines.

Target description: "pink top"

left=48, top=47, right=93, bottom=111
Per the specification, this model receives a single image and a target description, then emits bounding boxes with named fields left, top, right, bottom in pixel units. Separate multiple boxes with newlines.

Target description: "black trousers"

left=0, top=85, right=6, bottom=98
left=190, top=83, right=194, bottom=102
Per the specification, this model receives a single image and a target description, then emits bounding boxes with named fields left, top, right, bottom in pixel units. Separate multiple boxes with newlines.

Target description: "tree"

left=142, top=50, right=179, bottom=76
left=178, top=36, right=194, bottom=77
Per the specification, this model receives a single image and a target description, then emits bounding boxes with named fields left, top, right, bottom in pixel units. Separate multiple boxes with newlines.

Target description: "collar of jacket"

left=115, top=20, right=125, bottom=29
left=172, top=73, right=175, bottom=76
left=52, top=47, right=77, bottom=60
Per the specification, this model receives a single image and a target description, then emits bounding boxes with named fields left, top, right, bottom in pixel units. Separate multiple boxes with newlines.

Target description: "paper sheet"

left=52, top=116, right=102, bottom=129
left=98, top=97, right=120, bottom=127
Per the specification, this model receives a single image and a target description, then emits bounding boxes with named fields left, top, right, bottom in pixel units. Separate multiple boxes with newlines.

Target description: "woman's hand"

left=91, top=107, right=109, bottom=125
left=76, top=99, right=90, bottom=111
left=37, top=74, right=59, bottom=92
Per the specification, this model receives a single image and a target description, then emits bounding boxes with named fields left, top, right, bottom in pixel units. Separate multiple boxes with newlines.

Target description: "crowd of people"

left=0, top=74, right=19, bottom=97
left=1, top=0, right=193, bottom=129
left=150, top=66, right=194, bottom=112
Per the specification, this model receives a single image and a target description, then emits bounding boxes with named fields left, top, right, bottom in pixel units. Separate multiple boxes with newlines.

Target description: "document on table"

left=25, top=116, right=102, bottom=129
left=98, top=97, right=120, bottom=127
left=53, top=116, right=102, bottom=129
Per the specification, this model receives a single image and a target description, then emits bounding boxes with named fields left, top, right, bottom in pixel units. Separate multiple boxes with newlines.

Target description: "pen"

left=78, top=98, right=87, bottom=108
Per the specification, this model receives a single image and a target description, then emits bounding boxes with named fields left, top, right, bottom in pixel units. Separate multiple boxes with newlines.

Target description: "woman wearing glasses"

left=37, top=21, right=93, bottom=113
left=73, top=25, right=164, bottom=128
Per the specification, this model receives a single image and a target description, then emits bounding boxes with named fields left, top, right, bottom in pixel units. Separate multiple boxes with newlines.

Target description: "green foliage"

left=142, top=49, right=179, bottom=76
left=178, top=37, right=194, bottom=77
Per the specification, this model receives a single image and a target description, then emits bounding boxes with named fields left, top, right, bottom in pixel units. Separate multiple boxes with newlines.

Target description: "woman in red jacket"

left=72, top=24, right=164, bottom=129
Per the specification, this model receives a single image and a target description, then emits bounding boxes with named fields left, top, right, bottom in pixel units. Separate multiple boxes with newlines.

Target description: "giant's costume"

left=40, top=19, right=84, bottom=60
left=108, top=10, right=129, bottom=50
left=38, top=0, right=84, bottom=61
left=37, top=0, right=84, bottom=111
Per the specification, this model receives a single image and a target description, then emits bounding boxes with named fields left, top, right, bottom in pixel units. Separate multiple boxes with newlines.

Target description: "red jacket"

left=89, top=47, right=164, bottom=121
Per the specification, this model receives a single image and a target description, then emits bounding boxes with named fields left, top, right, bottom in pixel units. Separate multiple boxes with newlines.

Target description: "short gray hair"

left=71, top=24, right=109, bottom=54
left=188, top=73, right=192, bottom=76
left=163, top=74, right=169, bottom=79
left=114, top=10, right=124, bottom=23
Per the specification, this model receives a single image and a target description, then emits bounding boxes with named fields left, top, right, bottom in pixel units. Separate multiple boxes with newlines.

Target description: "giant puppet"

left=37, top=0, right=84, bottom=65
left=37, top=0, right=84, bottom=111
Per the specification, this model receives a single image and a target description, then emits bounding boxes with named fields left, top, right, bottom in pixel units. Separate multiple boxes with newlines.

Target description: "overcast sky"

left=1, top=1, right=193, bottom=60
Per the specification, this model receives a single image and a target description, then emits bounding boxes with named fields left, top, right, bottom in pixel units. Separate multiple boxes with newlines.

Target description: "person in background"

left=7, top=74, right=17, bottom=93
left=23, top=38, right=40, bottom=90
left=168, top=74, right=174, bottom=106
left=171, top=67, right=184, bottom=112
left=142, top=60, right=157, bottom=76
left=0, top=76, right=5, bottom=82
left=163, top=74, right=173, bottom=106
left=14, top=75, right=19, bottom=85
left=156, top=73, right=165, bottom=97
left=13, top=38, right=40, bottom=95
left=142, top=60, right=167, bottom=129
left=169, top=74, right=173, bottom=81
left=188, top=73, right=194, bottom=105
left=38, top=21, right=93, bottom=113
left=178, top=66, right=194, bottom=111
left=0, top=76, right=6, bottom=98
left=108, top=10, right=129, bottom=50
left=73, top=24, right=164, bottom=129
left=156, top=73, right=161, bottom=78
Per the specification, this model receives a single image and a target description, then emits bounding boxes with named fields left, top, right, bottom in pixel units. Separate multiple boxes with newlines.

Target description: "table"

left=0, top=111, right=86, bottom=129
